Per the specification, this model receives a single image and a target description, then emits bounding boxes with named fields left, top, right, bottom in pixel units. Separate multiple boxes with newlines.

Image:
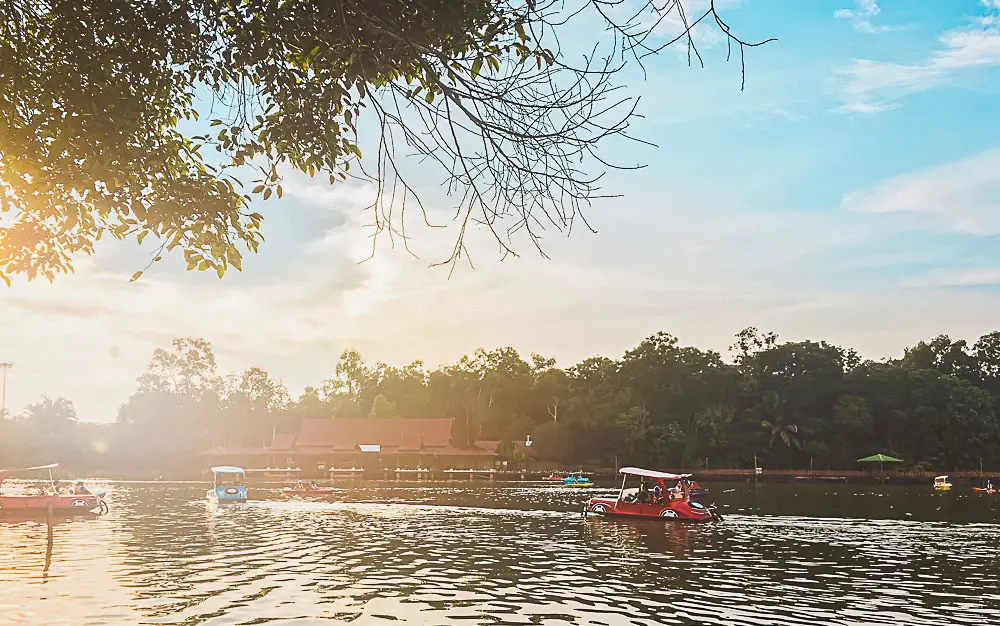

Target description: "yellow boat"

left=933, top=475, right=952, bottom=491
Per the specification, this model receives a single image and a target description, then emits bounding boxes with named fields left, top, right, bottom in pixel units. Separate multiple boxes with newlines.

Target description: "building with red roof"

left=202, top=417, right=499, bottom=474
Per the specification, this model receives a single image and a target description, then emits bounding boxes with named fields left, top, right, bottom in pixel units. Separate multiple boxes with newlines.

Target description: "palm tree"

left=761, top=418, right=800, bottom=449
left=23, top=395, right=78, bottom=427
left=756, top=391, right=801, bottom=449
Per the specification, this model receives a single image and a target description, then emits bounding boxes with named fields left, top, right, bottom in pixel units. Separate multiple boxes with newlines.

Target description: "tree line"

left=3, top=328, right=1000, bottom=476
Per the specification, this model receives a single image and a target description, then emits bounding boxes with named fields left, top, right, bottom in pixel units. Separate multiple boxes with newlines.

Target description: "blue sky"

left=4, top=0, right=1000, bottom=421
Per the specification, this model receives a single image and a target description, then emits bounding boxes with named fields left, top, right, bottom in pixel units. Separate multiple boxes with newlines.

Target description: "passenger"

left=651, top=483, right=663, bottom=504
left=73, top=481, right=91, bottom=495
left=637, top=481, right=651, bottom=504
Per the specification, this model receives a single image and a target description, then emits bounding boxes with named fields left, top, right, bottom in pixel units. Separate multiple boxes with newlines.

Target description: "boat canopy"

left=211, top=466, right=246, bottom=475
left=619, top=467, right=692, bottom=480
left=934, top=475, right=949, bottom=480
left=0, top=463, right=59, bottom=474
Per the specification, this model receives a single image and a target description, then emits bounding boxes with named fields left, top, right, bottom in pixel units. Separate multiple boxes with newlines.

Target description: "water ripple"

left=1, top=483, right=998, bottom=625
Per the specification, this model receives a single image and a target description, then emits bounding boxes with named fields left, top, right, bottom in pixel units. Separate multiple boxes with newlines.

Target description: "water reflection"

left=1, top=482, right=998, bottom=625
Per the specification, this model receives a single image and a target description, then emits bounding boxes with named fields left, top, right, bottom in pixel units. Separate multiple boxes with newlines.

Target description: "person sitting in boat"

left=651, top=482, right=663, bottom=504
left=73, top=481, right=91, bottom=495
left=669, top=481, right=684, bottom=500
left=637, top=481, right=652, bottom=504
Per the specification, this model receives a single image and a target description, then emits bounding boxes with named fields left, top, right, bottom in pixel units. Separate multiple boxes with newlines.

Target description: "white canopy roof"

left=211, top=466, right=246, bottom=474
left=619, top=467, right=692, bottom=480
left=0, top=463, right=58, bottom=475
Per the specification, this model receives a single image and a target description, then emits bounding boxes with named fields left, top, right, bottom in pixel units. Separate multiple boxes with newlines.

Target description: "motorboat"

left=584, top=467, right=720, bottom=521
left=0, top=464, right=108, bottom=515
left=563, top=472, right=592, bottom=487
left=207, top=466, right=247, bottom=503
left=933, top=475, right=952, bottom=491
left=281, top=480, right=338, bottom=497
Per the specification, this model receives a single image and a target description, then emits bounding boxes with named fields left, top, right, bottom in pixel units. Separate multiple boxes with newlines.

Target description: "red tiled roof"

left=399, top=430, right=423, bottom=452
left=202, top=419, right=499, bottom=457
left=296, top=418, right=454, bottom=450
left=433, top=446, right=499, bottom=456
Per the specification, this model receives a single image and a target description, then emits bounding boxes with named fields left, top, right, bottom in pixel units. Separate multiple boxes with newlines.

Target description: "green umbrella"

left=857, top=454, right=903, bottom=463
left=857, top=453, right=903, bottom=483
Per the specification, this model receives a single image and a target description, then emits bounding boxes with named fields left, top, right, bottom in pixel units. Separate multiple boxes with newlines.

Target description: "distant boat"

left=0, top=464, right=107, bottom=515
left=973, top=479, right=996, bottom=494
left=281, top=481, right=338, bottom=497
left=933, top=475, right=952, bottom=491
left=207, top=466, right=248, bottom=503
left=563, top=472, right=592, bottom=487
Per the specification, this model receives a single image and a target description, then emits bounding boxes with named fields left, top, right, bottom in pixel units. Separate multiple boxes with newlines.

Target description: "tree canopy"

left=0, top=0, right=770, bottom=284
left=4, top=328, right=1000, bottom=476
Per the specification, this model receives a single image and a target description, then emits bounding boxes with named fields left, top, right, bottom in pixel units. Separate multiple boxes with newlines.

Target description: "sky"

left=4, top=0, right=1000, bottom=422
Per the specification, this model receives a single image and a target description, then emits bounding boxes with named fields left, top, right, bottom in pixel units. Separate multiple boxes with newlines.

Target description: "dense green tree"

left=7, top=327, right=1000, bottom=475
left=368, top=394, right=400, bottom=419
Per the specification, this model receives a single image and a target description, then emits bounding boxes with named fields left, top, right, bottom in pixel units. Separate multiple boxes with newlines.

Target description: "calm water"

left=2, top=482, right=999, bottom=625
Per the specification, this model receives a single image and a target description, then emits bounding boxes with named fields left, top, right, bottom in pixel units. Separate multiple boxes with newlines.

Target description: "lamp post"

left=0, top=362, right=11, bottom=419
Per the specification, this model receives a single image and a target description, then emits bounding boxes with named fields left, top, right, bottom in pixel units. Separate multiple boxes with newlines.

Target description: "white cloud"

left=836, top=4, right=1000, bottom=111
left=844, top=149, right=1000, bottom=235
left=835, top=0, right=900, bottom=34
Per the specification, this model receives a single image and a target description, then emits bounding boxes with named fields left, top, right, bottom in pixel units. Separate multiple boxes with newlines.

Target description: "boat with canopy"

left=584, top=467, right=720, bottom=521
left=207, top=466, right=248, bottom=503
left=0, top=464, right=108, bottom=515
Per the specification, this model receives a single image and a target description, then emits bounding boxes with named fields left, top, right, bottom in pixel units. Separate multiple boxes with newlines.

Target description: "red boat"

left=542, top=473, right=566, bottom=482
left=281, top=480, right=338, bottom=497
left=0, top=464, right=108, bottom=515
left=584, top=467, right=720, bottom=522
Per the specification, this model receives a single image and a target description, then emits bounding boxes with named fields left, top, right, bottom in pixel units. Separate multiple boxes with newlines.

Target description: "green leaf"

left=277, top=185, right=283, bottom=198
left=130, top=270, right=143, bottom=282
left=137, top=231, right=147, bottom=245
left=263, top=188, right=272, bottom=200
left=252, top=184, right=265, bottom=194
left=471, top=57, right=483, bottom=79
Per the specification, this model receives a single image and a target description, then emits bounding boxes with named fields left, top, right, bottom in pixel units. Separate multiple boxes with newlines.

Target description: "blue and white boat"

left=207, top=466, right=247, bottom=503
left=564, top=471, right=592, bottom=487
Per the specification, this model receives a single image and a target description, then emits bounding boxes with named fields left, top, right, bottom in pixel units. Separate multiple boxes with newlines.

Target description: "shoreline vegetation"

left=3, top=328, right=1000, bottom=478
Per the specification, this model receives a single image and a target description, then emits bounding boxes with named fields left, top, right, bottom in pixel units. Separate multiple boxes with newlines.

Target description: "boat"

left=685, top=478, right=712, bottom=503
left=0, top=464, right=108, bottom=515
left=933, top=475, right=952, bottom=491
left=207, top=466, right=247, bottom=503
left=541, top=473, right=565, bottom=482
left=281, top=480, right=338, bottom=497
left=563, top=472, right=592, bottom=487
left=973, top=479, right=996, bottom=494
left=584, top=467, right=720, bottom=521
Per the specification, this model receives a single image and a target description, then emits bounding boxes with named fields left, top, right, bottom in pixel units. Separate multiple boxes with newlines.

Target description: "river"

left=2, top=481, right=999, bottom=625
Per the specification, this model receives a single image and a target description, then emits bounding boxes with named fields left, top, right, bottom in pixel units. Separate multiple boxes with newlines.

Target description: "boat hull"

left=0, top=494, right=104, bottom=513
left=207, top=486, right=247, bottom=503
left=584, top=497, right=718, bottom=522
